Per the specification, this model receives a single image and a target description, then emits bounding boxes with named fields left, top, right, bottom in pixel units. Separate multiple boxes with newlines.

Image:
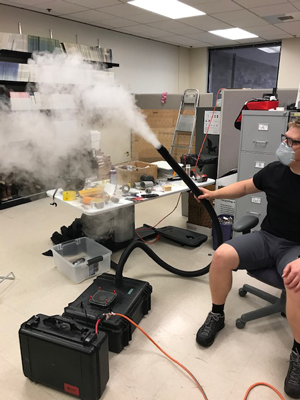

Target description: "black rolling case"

left=63, top=273, right=152, bottom=353
left=19, top=314, right=109, bottom=400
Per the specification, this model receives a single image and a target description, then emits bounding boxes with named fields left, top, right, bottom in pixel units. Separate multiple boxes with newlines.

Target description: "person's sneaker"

left=285, top=349, right=300, bottom=398
left=196, top=311, right=225, bottom=347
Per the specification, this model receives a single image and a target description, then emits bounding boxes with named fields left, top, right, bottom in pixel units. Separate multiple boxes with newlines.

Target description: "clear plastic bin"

left=52, top=237, right=112, bottom=283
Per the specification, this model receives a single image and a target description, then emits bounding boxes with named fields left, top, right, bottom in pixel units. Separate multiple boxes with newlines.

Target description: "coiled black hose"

left=115, top=240, right=210, bottom=287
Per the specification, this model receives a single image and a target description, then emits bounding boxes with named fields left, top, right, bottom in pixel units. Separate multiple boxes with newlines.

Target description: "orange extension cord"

left=96, top=313, right=286, bottom=400
left=134, top=193, right=182, bottom=244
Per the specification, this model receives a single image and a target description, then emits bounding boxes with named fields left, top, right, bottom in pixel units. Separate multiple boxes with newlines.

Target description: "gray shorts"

left=226, top=230, right=300, bottom=276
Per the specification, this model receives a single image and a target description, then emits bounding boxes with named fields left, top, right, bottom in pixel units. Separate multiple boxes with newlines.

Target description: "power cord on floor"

left=96, top=313, right=286, bottom=400
left=134, top=193, right=182, bottom=244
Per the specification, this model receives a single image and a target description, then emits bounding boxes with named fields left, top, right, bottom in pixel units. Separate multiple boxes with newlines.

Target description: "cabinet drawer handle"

left=253, top=140, right=268, bottom=145
left=247, top=211, right=261, bottom=216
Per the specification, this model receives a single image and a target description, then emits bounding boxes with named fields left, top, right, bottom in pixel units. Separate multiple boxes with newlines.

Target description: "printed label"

left=251, top=197, right=262, bottom=204
left=258, top=123, right=269, bottom=131
left=89, top=262, right=99, bottom=277
left=64, top=383, right=80, bottom=396
left=255, top=161, right=265, bottom=169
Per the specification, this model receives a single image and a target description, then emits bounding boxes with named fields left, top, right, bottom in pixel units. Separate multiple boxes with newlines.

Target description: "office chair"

left=232, top=215, right=286, bottom=329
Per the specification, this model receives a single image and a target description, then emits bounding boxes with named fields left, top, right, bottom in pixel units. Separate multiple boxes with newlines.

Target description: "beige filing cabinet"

left=234, top=110, right=289, bottom=229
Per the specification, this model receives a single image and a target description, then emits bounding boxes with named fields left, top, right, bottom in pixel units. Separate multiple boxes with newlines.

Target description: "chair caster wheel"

left=281, top=312, right=286, bottom=318
left=238, top=288, right=247, bottom=297
left=236, top=318, right=246, bottom=329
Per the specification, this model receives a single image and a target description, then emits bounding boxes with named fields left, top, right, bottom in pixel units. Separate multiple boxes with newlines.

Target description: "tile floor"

left=0, top=194, right=293, bottom=400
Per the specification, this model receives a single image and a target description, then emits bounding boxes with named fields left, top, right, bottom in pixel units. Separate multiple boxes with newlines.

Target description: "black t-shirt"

left=253, top=161, right=300, bottom=243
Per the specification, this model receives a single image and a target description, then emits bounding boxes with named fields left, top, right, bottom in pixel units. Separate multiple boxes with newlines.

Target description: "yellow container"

left=78, top=186, right=104, bottom=198
left=63, top=191, right=76, bottom=201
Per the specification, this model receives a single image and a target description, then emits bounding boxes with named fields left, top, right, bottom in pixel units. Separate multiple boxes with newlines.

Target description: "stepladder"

left=170, top=89, right=200, bottom=159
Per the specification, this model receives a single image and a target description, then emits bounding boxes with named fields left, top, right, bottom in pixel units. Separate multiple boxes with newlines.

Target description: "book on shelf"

left=0, top=31, right=62, bottom=53
left=0, top=61, right=31, bottom=82
left=62, top=42, right=113, bottom=63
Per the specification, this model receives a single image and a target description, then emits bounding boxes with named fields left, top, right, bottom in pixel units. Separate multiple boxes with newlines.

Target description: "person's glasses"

left=281, top=134, right=300, bottom=147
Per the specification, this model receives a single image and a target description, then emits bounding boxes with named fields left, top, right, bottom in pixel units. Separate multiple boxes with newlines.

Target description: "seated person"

left=195, top=117, right=300, bottom=399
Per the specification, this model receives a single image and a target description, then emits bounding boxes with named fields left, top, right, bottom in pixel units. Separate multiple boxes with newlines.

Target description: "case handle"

left=87, top=255, right=103, bottom=265
left=45, top=316, right=85, bottom=332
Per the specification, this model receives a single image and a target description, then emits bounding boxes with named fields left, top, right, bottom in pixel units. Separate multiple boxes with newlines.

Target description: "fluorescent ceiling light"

left=258, top=46, right=281, bottom=53
left=209, top=28, right=258, bottom=40
left=127, top=0, right=205, bottom=20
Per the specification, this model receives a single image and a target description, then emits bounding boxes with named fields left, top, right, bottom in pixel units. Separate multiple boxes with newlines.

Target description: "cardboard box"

left=116, top=161, right=158, bottom=185
left=187, top=186, right=215, bottom=228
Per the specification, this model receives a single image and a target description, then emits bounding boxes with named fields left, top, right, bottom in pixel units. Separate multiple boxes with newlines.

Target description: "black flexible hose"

left=156, top=145, right=223, bottom=248
left=115, top=241, right=209, bottom=287
left=114, top=145, right=223, bottom=287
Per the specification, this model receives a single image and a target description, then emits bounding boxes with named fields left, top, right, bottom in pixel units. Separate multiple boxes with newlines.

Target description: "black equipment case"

left=19, top=314, right=109, bottom=400
left=63, top=273, right=152, bottom=353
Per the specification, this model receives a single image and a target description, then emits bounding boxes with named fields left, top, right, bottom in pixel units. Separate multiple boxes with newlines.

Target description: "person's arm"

left=196, top=178, right=260, bottom=201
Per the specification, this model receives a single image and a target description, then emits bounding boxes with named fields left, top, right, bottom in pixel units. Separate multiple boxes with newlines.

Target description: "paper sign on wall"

left=204, top=111, right=221, bottom=135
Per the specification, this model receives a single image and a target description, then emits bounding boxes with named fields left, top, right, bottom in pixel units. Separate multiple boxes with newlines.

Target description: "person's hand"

left=282, top=259, right=300, bottom=292
left=193, top=187, right=214, bottom=203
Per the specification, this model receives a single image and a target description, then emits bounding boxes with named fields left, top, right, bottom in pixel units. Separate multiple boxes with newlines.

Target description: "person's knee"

left=211, top=244, right=239, bottom=272
left=286, top=287, right=300, bottom=304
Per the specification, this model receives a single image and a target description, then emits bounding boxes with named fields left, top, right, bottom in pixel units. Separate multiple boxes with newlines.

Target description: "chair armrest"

left=232, top=215, right=259, bottom=233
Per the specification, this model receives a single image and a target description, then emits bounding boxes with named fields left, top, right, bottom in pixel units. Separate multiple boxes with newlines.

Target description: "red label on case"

left=64, top=383, right=80, bottom=396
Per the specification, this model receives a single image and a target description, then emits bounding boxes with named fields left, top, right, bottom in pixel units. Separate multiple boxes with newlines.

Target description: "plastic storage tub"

left=52, top=238, right=112, bottom=283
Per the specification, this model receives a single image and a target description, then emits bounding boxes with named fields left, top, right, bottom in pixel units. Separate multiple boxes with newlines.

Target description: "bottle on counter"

left=110, top=165, right=117, bottom=185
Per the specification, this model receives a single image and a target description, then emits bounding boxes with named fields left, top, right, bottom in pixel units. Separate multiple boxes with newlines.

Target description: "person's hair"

left=288, top=117, right=300, bottom=128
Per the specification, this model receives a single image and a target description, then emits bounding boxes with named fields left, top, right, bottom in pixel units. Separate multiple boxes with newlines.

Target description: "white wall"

left=190, top=48, right=208, bottom=93
left=0, top=4, right=188, bottom=94
left=278, top=37, right=300, bottom=89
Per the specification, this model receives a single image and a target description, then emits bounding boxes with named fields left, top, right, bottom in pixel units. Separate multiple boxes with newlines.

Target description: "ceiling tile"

left=123, top=12, right=168, bottom=24
left=3, top=0, right=53, bottom=5
left=96, top=3, right=146, bottom=17
left=250, top=24, right=291, bottom=34
left=250, top=3, right=298, bottom=17
left=275, top=20, right=300, bottom=35
left=234, top=17, right=270, bottom=28
left=259, top=31, right=293, bottom=39
left=235, top=37, right=267, bottom=43
left=157, top=34, right=209, bottom=47
left=97, top=17, right=137, bottom=28
left=66, top=9, right=115, bottom=23
left=122, top=25, right=168, bottom=38
left=181, top=0, right=220, bottom=5
left=164, top=26, right=204, bottom=35
left=291, top=2, right=300, bottom=11
left=180, top=15, right=233, bottom=30
left=235, top=0, right=288, bottom=7
left=212, top=9, right=263, bottom=22
left=184, top=31, right=240, bottom=45
left=148, top=20, right=187, bottom=30
left=195, top=0, right=243, bottom=14
left=33, top=0, right=88, bottom=15
left=64, top=0, right=121, bottom=8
